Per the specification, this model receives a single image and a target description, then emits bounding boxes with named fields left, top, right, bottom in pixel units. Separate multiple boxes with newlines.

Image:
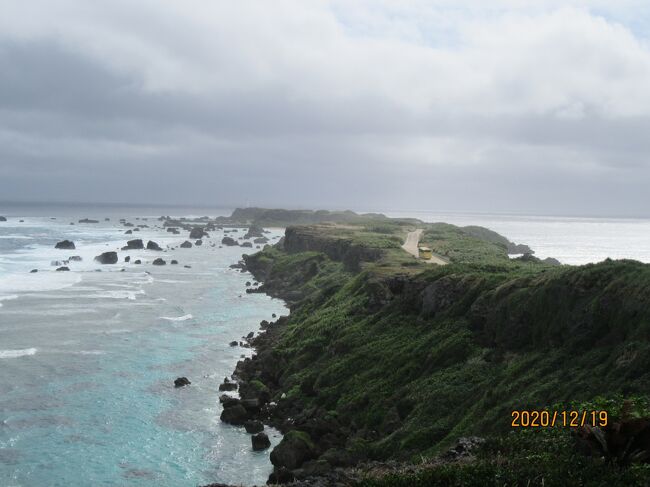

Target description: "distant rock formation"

left=122, top=239, right=144, bottom=250
left=0, top=216, right=6, bottom=221
left=180, top=241, right=192, bottom=248
left=95, top=252, right=118, bottom=264
left=78, top=218, right=99, bottom=224
left=56, top=266, right=70, bottom=272
left=174, top=377, right=191, bottom=388
left=146, top=240, right=163, bottom=251
left=152, top=258, right=166, bottom=265
left=55, top=240, right=75, bottom=250
left=222, top=237, right=239, bottom=246
left=189, top=227, right=207, bottom=239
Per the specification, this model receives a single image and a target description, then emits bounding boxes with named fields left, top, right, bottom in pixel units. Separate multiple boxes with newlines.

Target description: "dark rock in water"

left=146, top=240, right=162, bottom=251
left=55, top=240, right=75, bottom=250
left=124, top=256, right=131, bottom=262
left=95, top=251, right=118, bottom=264
left=68, top=256, right=82, bottom=262
left=244, top=224, right=265, bottom=239
left=221, top=237, right=238, bottom=246
left=229, top=340, right=238, bottom=347
left=125, top=230, right=133, bottom=234
left=133, top=228, right=140, bottom=232
left=270, top=431, right=316, bottom=470
left=241, top=242, right=253, bottom=248
left=0, top=216, right=6, bottom=221
left=180, top=241, right=192, bottom=248
left=245, top=281, right=251, bottom=287
left=220, top=404, right=248, bottom=425
left=268, top=467, right=295, bottom=485
left=51, top=260, right=67, bottom=266
left=245, top=420, right=264, bottom=434
left=195, top=240, right=203, bottom=246
left=253, top=237, right=269, bottom=244
left=189, top=227, right=207, bottom=239
left=30, top=269, right=38, bottom=273
left=152, top=258, right=166, bottom=266
left=219, top=381, right=238, bottom=392
left=246, top=331, right=254, bottom=339
left=272, top=313, right=277, bottom=318
left=122, top=239, right=144, bottom=250
left=134, top=259, right=142, bottom=264
left=105, top=218, right=110, bottom=221
left=171, top=260, right=178, bottom=265
left=78, top=218, right=99, bottom=224
left=56, top=266, right=70, bottom=272
left=174, top=377, right=191, bottom=388
left=184, top=265, right=191, bottom=269
left=252, top=432, right=271, bottom=451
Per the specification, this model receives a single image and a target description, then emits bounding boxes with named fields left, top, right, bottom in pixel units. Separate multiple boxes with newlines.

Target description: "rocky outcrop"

left=56, top=266, right=70, bottom=271
left=189, top=227, right=207, bottom=239
left=152, top=258, right=166, bottom=265
left=146, top=240, right=162, bottom=251
left=78, top=218, right=99, bottom=223
left=252, top=432, right=271, bottom=451
left=180, top=241, right=193, bottom=248
left=0, top=216, right=6, bottom=221
left=270, top=431, right=317, bottom=470
left=244, top=224, right=265, bottom=239
left=174, top=377, right=191, bottom=388
left=95, top=252, right=118, bottom=264
left=69, top=256, right=82, bottom=262
left=241, top=241, right=253, bottom=248
left=195, top=240, right=203, bottom=246
left=220, top=403, right=249, bottom=425
left=122, top=239, right=144, bottom=250
left=222, top=237, right=238, bottom=246
left=55, top=240, right=75, bottom=250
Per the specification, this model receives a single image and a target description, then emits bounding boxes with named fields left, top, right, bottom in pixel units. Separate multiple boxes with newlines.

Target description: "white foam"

left=77, top=350, right=106, bottom=355
left=0, top=348, right=37, bottom=359
left=160, top=314, right=193, bottom=322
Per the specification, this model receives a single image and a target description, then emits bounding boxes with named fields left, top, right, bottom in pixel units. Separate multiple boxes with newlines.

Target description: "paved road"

left=401, top=229, right=448, bottom=265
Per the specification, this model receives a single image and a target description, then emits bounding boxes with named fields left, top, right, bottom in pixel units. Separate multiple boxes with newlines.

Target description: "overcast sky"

left=2, top=1, right=650, bottom=216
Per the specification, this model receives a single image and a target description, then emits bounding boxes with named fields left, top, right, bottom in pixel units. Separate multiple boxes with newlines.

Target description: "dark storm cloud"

left=1, top=1, right=650, bottom=215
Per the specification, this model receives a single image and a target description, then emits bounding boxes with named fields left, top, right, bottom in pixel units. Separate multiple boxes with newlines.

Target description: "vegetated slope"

left=240, top=222, right=650, bottom=485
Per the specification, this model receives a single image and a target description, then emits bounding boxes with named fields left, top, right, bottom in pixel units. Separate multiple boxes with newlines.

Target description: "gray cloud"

left=1, top=1, right=650, bottom=216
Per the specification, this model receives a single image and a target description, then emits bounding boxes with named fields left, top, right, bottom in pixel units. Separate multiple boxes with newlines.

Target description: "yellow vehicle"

left=418, top=246, right=433, bottom=260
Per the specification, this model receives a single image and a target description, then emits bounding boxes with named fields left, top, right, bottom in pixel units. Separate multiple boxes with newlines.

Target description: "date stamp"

left=511, top=410, right=608, bottom=428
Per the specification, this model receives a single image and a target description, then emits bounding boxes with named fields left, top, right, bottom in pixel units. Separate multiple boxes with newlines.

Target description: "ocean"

left=1, top=205, right=649, bottom=487
left=0, top=207, right=286, bottom=487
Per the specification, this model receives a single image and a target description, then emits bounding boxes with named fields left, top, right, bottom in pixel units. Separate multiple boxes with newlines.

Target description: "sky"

left=1, top=1, right=650, bottom=216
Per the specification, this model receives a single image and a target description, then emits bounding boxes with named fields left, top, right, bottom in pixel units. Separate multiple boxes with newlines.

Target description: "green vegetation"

left=243, top=219, right=650, bottom=485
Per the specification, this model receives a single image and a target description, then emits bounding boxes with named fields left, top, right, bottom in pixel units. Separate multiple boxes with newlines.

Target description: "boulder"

left=219, top=381, right=238, bottom=392
left=180, top=241, right=193, bottom=248
left=195, top=240, right=203, bottom=246
left=122, top=239, right=144, bottom=250
left=220, top=395, right=240, bottom=408
left=270, top=431, right=316, bottom=470
left=174, top=377, right=191, bottom=388
left=125, top=230, right=133, bottom=234
left=0, top=216, right=6, bottom=222
left=245, top=420, right=264, bottom=434
left=229, top=340, right=238, bottom=347
left=244, top=225, right=264, bottom=239
left=68, top=256, right=82, bottom=262
left=253, top=237, right=269, bottom=244
left=241, top=242, right=253, bottom=248
left=78, top=218, right=99, bottom=223
left=184, top=265, right=191, bottom=269
left=134, top=259, right=142, bottom=264
left=124, top=256, right=131, bottom=262
left=189, top=227, right=207, bottom=239
left=95, top=251, right=118, bottom=264
left=56, top=266, right=70, bottom=272
left=221, top=237, right=238, bottom=246
left=171, top=260, right=178, bottom=265
left=30, top=269, right=38, bottom=273
left=252, top=432, right=271, bottom=451
left=55, top=240, right=75, bottom=250
left=220, top=404, right=249, bottom=425
left=152, top=258, right=166, bottom=266
left=146, top=240, right=163, bottom=251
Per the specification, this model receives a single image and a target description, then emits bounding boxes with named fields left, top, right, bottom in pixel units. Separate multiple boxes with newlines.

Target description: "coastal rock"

left=30, top=269, right=38, bottom=273
left=0, top=216, right=6, bottom=221
left=219, top=381, right=238, bottom=392
left=244, top=225, right=265, bottom=239
left=253, top=237, right=269, bottom=244
left=174, top=377, right=191, bottom=388
left=245, top=420, right=264, bottom=434
left=229, top=340, right=238, bottom=347
left=146, top=240, right=163, bottom=251
left=55, top=240, right=76, bottom=250
left=220, top=404, right=249, bottom=425
left=189, top=227, right=207, bottom=239
left=221, top=237, right=238, bottom=246
left=241, top=242, right=253, bottom=248
left=134, top=259, right=142, bottom=264
left=180, top=241, right=193, bottom=248
left=220, top=395, right=240, bottom=408
left=252, top=432, right=271, bottom=451
left=195, top=240, right=203, bottom=246
left=171, top=260, right=178, bottom=265
left=125, top=230, right=133, bottom=234
left=78, top=218, right=99, bottom=223
left=122, top=239, right=144, bottom=250
left=95, top=251, right=118, bottom=264
left=124, top=256, right=131, bottom=262
left=270, top=431, right=316, bottom=470
left=56, top=266, right=70, bottom=272
left=68, top=256, right=82, bottom=262
left=152, top=258, right=166, bottom=266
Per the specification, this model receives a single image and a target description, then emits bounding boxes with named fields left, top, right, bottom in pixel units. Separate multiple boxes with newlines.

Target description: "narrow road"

left=401, top=229, right=448, bottom=265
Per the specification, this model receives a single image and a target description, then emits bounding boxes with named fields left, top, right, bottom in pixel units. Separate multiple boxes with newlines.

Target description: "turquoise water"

left=0, top=213, right=286, bottom=486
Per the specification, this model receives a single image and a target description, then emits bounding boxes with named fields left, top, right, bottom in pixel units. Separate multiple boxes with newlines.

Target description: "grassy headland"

left=217, top=210, right=650, bottom=486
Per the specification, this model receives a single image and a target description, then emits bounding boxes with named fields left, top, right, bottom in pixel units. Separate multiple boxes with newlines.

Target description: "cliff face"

left=234, top=226, right=650, bottom=485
